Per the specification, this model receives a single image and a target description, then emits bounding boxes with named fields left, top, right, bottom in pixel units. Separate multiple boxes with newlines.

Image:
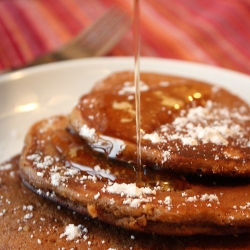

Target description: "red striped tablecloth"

left=0, top=0, right=250, bottom=75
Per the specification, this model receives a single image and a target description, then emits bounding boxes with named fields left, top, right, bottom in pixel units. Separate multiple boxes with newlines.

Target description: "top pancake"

left=70, top=71, right=250, bottom=176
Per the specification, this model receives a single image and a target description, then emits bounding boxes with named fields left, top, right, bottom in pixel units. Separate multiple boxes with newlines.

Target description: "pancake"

left=19, top=115, right=250, bottom=236
left=3, top=158, right=250, bottom=249
left=70, top=71, right=250, bottom=176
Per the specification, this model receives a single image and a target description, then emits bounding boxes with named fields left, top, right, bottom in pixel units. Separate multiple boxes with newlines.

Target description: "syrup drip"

left=134, top=0, right=142, bottom=185
left=50, top=129, right=189, bottom=191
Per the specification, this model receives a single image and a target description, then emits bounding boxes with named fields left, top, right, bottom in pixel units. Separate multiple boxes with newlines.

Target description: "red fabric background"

left=0, top=0, right=250, bottom=75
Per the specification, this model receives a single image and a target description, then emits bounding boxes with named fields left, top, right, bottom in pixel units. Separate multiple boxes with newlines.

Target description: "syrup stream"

left=133, top=0, right=142, bottom=184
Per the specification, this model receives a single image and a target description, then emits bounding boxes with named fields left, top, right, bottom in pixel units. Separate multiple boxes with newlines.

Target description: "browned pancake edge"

left=19, top=115, right=250, bottom=236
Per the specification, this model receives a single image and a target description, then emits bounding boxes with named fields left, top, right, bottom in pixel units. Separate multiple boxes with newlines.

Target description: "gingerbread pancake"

left=70, top=71, right=250, bottom=176
left=3, top=158, right=250, bottom=249
left=19, top=115, right=250, bottom=236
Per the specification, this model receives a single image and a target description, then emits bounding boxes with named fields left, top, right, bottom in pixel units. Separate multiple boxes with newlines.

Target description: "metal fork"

left=27, top=7, right=131, bottom=67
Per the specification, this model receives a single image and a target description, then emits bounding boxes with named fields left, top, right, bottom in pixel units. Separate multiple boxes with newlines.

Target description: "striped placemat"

left=0, top=0, right=250, bottom=75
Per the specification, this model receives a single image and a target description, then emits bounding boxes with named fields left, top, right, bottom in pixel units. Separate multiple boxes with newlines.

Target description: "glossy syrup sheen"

left=79, top=74, right=213, bottom=142
left=75, top=70, right=250, bottom=176
left=50, top=128, right=190, bottom=191
left=27, top=122, right=250, bottom=192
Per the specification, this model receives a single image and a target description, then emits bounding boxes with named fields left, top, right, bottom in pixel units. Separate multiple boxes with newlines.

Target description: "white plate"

left=0, top=57, right=250, bottom=163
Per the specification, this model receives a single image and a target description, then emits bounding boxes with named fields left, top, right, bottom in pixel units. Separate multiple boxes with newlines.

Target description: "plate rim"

left=0, top=56, right=250, bottom=163
left=1, top=56, right=250, bottom=83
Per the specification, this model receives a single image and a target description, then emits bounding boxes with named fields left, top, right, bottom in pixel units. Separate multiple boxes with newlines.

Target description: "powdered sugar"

left=79, top=124, right=97, bottom=143
left=51, top=173, right=67, bottom=186
left=143, top=100, right=250, bottom=147
left=103, top=183, right=156, bottom=208
left=143, top=132, right=165, bottom=143
left=200, top=194, right=219, bottom=202
left=60, top=224, right=86, bottom=241
left=118, top=81, right=149, bottom=95
left=105, top=183, right=156, bottom=197
left=0, top=163, right=12, bottom=171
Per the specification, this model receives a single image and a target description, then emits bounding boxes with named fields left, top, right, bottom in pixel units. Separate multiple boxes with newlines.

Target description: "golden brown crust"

left=70, top=71, right=250, bottom=176
left=0, top=157, right=169, bottom=249
left=4, top=71, right=250, bottom=248
left=4, top=158, right=250, bottom=249
left=19, top=115, right=250, bottom=236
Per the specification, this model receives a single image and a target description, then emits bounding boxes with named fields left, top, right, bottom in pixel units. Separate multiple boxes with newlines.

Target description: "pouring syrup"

left=133, top=0, right=142, bottom=185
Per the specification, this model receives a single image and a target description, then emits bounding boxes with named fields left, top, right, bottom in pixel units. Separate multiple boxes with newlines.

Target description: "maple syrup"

left=50, top=129, right=189, bottom=190
left=134, top=0, right=142, bottom=185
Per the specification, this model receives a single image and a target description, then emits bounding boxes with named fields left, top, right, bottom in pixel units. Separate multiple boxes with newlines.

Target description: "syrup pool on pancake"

left=70, top=71, right=250, bottom=177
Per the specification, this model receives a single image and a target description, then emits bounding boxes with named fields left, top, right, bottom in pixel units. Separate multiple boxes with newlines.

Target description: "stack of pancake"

left=1, top=71, right=250, bottom=249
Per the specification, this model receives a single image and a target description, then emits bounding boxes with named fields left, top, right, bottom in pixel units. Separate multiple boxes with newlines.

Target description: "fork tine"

left=27, top=7, right=131, bottom=67
left=80, top=8, right=132, bottom=56
left=78, top=7, right=130, bottom=43
left=63, top=7, right=132, bottom=58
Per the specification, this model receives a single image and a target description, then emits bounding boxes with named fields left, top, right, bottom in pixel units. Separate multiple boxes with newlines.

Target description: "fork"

left=26, top=7, right=131, bottom=67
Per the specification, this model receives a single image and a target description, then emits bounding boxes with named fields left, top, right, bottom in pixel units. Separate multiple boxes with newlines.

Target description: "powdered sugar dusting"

left=60, top=224, right=86, bottom=241
left=118, top=81, right=149, bottom=95
left=105, top=183, right=156, bottom=197
left=143, top=100, right=250, bottom=147
left=0, top=163, right=12, bottom=171
left=103, top=183, right=156, bottom=208
left=80, top=124, right=97, bottom=143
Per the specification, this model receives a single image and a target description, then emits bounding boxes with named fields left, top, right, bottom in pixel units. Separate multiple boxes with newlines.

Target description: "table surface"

left=0, top=0, right=250, bottom=75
